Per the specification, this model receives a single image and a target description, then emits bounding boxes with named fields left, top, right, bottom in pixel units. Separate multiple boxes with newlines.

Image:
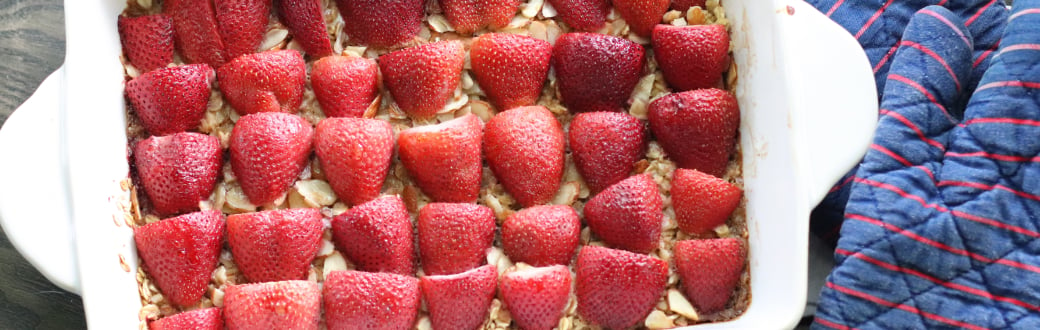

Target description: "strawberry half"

left=501, top=205, right=580, bottom=267
left=227, top=208, right=323, bottom=283
left=553, top=33, right=645, bottom=113
left=148, top=307, right=223, bottom=330
left=647, top=88, right=739, bottom=177
left=569, top=111, right=646, bottom=193
left=230, top=112, right=314, bottom=206
left=379, top=40, right=466, bottom=119
left=652, top=24, right=730, bottom=92
left=546, top=0, right=609, bottom=32
left=674, top=238, right=746, bottom=314
left=134, top=210, right=224, bottom=307
left=224, top=280, right=321, bottom=330
left=613, top=0, right=669, bottom=37
left=672, top=168, right=742, bottom=235
left=218, top=50, right=307, bottom=115
left=336, top=0, right=424, bottom=48
left=583, top=174, right=662, bottom=254
left=134, top=132, right=222, bottom=216
left=275, top=0, right=334, bottom=57
left=311, top=56, right=381, bottom=118
left=438, top=0, right=520, bottom=34
left=324, top=271, right=421, bottom=330
left=215, top=0, right=270, bottom=60
left=315, top=118, right=393, bottom=206
left=164, top=0, right=226, bottom=67
left=500, top=265, right=572, bottom=330
left=470, top=33, right=552, bottom=112
left=575, top=246, right=668, bottom=329
left=331, top=196, right=415, bottom=275
left=118, top=14, right=174, bottom=72
left=421, top=264, right=498, bottom=330
left=671, top=0, right=706, bottom=12
left=418, top=203, right=496, bottom=276
left=484, top=106, right=565, bottom=207
left=397, top=114, right=484, bottom=203
left=126, top=64, right=214, bottom=136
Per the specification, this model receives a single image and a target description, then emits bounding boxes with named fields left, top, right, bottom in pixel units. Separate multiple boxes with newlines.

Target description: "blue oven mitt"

left=812, top=1, right=1040, bottom=328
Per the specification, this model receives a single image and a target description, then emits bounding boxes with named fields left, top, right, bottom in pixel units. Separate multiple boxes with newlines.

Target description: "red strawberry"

left=647, top=88, right=739, bottom=177
left=311, top=56, right=381, bottom=118
left=652, top=24, right=730, bottom=92
left=379, top=40, right=466, bottom=119
left=134, top=210, right=224, bottom=307
left=218, top=50, right=306, bottom=115
left=324, top=271, right=421, bottom=330
left=397, top=114, right=483, bottom=203
left=336, top=0, right=424, bottom=48
left=583, top=174, right=662, bottom=253
left=575, top=246, right=668, bottom=329
left=500, top=265, right=571, bottom=330
left=134, top=132, right=222, bottom=216
left=315, top=118, right=393, bottom=206
left=438, top=0, right=520, bottom=34
left=470, top=33, right=552, bottom=112
left=672, top=168, right=741, bottom=235
left=418, top=203, right=495, bottom=275
left=546, top=0, right=609, bottom=32
left=275, top=0, right=334, bottom=57
left=671, top=0, right=706, bottom=12
left=501, top=205, right=580, bottom=267
left=126, top=64, right=214, bottom=136
left=613, top=0, right=669, bottom=37
left=230, top=112, right=314, bottom=206
left=164, top=0, right=226, bottom=67
left=484, top=106, right=565, bottom=207
left=331, top=196, right=415, bottom=275
left=227, top=208, right=323, bottom=283
left=553, top=33, right=645, bottom=113
left=223, top=280, right=321, bottom=330
left=118, top=14, right=174, bottom=72
left=674, top=238, right=746, bottom=314
left=149, top=307, right=223, bottom=330
left=569, top=112, right=646, bottom=193
left=421, top=264, right=498, bottom=330
left=215, top=0, right=270, bottom=60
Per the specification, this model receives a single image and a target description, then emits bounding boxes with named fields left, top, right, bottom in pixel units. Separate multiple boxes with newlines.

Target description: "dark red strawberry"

left=418, top=203, right=495, bottom=275
left=575, top=246, right=668, bottom=329
left=379, top=40, right=466, bottom=119
left=215, top=0, right=270, bottom=60
left=438, top=0, right=520, bottom=34
left=500, top=265, right=571, bottom=330
left=613, top=0, right=669, bottom=37
left=331, top=196, right=415, bottom=275
left=421, top=264, right=498, bottom=330
left=311, top=56, right=381, bottom=118
left=397, top=114, right=483, bottom=203
left=218, top=50, right=306, bottom=115
left=126, top=64, right=214, bottom=136
left=553, top=33, right=645, bottom=113
left=583, top=174, right=662, bottom=253
left=674, top=238, right=746, bottom=314
left=470, top=33, right=552, bottom=112
left=134, top=132, right=222, bottom=216
left=652, top=24, right=730, bottom=92
left=484, top=106, right=565, bottom=207
left=230, top=112, right=314, bottom=206
left=164, top=0, right=226, bottom=67
left=275, top=0, right=334, bottom=57
left=672, top=168, right=741, bottom=235
left=118, top=14, right=174, bottom=72
left=647, top=88, right=739, bottom=177
left=148, top=307, right=223, bottom=330
left=671, top=0, right=706, bottom=12
left=336, top=0, right=424, bottom=48
left=227, top=208, right=323, bottom=283
left=223, top=280, right=321, bottom=330
left=315, top=118, right=393, bottom=206
left=324, top=270, right=421, bottom=330
left=569, top=111, right=646, bottom=193
left=134, top=210, right=224, bottom=307
left=546, top=0, right=609, bottom=32
left=501, top=205, right=580, bottom=267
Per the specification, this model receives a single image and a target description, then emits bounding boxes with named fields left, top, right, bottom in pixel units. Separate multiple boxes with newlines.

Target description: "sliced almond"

left=428, top=14, right=455, bottom=33
left=668, top=289, right=700, bottom=320
left=295, top=180, right=337, bottom=207
left=522, top=0, right=543, bottom=18
left=260, top=28, right=290, bottom=51
left=645, top=310, right=674, bottom=329
left=542, top=1, right=558, bottom=18
left=323, top=251, right=349, bottom=279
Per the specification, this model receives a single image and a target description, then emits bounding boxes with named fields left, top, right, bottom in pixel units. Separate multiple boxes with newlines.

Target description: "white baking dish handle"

left=0, top=65, right=81, bottom=294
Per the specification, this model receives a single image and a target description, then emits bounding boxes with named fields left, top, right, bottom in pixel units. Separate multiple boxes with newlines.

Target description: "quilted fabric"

left=812, top=1, right=1040, bottom=329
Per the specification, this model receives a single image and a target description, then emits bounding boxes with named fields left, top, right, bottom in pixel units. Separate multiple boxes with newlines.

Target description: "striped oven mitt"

left=812, top=1, right=1040, bottom=329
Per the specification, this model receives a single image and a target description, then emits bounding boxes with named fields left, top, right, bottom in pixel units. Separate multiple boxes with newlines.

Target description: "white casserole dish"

left=0, top=0, right=877, bottom=328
